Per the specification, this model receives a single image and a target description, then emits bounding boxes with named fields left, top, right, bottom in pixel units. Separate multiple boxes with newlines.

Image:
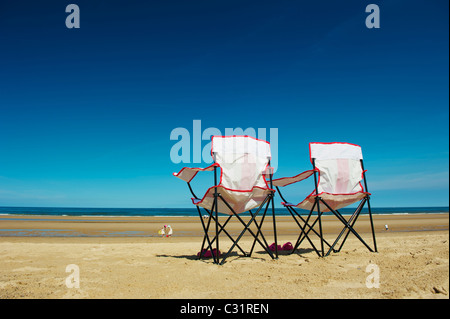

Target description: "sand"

left=0, top=214, right=448, bottom=299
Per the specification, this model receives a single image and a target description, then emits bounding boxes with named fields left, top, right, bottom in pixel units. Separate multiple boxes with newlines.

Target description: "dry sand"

left=0, top=214, right=448, bottom=299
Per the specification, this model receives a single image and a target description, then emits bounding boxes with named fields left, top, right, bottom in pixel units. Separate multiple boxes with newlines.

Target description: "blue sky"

left=0, top=0, right=448, bottom=208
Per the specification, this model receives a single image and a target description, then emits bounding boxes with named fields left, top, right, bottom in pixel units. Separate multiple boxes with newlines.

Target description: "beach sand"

left=0, top=214, right=448, bottom=299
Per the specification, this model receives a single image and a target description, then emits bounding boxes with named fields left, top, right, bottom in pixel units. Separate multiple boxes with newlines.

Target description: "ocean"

left=0, top=206, right=448, bottom=217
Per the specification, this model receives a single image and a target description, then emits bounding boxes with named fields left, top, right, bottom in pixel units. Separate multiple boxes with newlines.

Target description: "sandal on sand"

left=282, top=242, right=293, bottom=251
left=197, top=248, right=221, bottom=258
left=269, top=242, right=293, bottom=251
left=269, top=243, right=282, bottom=252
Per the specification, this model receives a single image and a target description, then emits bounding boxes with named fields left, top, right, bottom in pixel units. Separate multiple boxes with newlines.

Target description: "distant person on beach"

left=385, top=224, right=389, bottom=231
left=166, top=225, right=173, bottom=237
left=158, top=226, right=165, bottom=237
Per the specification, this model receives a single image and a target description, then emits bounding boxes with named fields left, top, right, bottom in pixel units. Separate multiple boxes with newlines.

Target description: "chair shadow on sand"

left=155, top=247, right=316, bottom=263
left=156, top=251, right=244, bottom=263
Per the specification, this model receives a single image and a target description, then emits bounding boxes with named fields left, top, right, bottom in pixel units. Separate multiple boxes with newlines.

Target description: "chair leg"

left=334, top=200, right=366, bottom=254
left=196, top=204, right=218, bottom=263
left=271, top=192, right=278, bottom=259
left=248, top=204, right=269, bottom=257
left=319, top=198, right=374, bottom=254
left=248, top=198, right=275, bottom=258
left=214, top=192, right=219, bottom=264
left=293, top=210, right=336, bottom=252
left=218, top=194, right=274, bottom=264
left=316, top=197, right=325, bottom=257
left=335, top=196, right=377, bottom=253
left=367, top=196, right=378, bottom=252
left=207, top=212, right=247, bottom=256
left=286, top=204, right=321, bottom=257
left=326, top=207, right=362, bottom=256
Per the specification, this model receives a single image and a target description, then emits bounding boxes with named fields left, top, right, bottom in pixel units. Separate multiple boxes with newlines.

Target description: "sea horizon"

left=0, top=205, right=448, bottom=218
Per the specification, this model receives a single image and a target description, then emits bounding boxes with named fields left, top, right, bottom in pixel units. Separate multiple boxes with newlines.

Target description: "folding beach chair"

left=173, top=135, right=278, bottom=265
left=273, top=142, right=377, bottom=257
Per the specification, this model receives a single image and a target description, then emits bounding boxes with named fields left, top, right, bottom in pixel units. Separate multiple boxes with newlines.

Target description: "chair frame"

left=276, top=156, right=378, bottom=257
left=179, top=139, right=279, bottom=265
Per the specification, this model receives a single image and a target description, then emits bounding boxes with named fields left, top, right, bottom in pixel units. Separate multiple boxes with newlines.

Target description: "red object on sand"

left=197, top=248, right=221, bottom=258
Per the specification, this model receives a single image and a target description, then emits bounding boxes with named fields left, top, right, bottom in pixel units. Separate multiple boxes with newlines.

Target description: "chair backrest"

left=309, top=142, right=365, bottom=195
left=212, top=136, right=271, bottom=191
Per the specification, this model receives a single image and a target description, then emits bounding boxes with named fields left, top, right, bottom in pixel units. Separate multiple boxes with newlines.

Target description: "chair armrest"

left=272, top=169, right=316, bottom=187
left=173, top=163, right=219, bottom=183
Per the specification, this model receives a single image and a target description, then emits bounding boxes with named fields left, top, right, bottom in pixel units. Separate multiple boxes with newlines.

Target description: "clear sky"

left=0, top=0, right=448, bottom=208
